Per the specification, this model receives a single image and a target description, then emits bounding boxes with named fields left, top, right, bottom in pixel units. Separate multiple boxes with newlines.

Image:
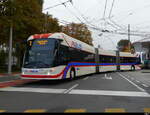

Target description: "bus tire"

left=131, top=65, right=135, bottom=71
left=69, top=68, right=76, bottom=80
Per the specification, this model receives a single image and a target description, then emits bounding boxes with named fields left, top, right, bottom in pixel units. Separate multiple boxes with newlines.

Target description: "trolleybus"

left=21, top=33, right=140, bottom=80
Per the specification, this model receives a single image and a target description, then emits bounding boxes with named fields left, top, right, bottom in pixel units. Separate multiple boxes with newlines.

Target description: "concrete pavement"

left=0, top=71, right=150, bottom=112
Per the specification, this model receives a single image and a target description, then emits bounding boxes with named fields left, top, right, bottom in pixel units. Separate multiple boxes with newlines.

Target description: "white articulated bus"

left=21, top=33, right=140, bottom=80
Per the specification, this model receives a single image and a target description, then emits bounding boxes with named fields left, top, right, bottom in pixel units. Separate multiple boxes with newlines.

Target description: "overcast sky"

left=43, top=0, right=150, bottom=50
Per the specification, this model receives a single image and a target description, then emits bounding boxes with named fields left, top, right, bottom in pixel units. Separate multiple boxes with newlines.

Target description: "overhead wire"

left=69, top=1, right=101, bottom=29
left=58, top=0, right=84, bottom=23
left=43, top=0, right=72, bottom=11
left=109, top=0, right=115, bottom=18
left=103, top=0, right=108, bottom=19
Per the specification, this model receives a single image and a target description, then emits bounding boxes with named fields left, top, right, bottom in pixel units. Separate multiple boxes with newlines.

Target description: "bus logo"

left=71, top=41, right=82, bottom=50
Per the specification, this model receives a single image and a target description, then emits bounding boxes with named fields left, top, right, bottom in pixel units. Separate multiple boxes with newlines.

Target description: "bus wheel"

left=131, top=65, right=135, bottom=71
left=69, top=68, right=76, bottom=80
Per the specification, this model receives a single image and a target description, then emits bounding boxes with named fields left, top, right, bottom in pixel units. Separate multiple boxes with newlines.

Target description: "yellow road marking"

left=64, top=109, right=86, bottom=113
left=144, top=108, right=150, bottom=113
left=105, top=108, right=126, bottom=113
left=0, top=110, right=6, bottom=113
left=24, top=109, right=46, bottom=113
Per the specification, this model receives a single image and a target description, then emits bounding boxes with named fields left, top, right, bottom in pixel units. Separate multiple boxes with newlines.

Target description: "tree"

left=62, top=23, right=93, bottom=46
left=117, top=39, right=135, bottom=53
left=0, top=0, right=61, bottom=70
left=45, top=14, right=61, bottom=33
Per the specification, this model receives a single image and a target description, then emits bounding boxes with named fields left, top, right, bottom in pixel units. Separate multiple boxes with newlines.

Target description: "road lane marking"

left=64, top=84, right=79, bottom=94
left=105, top=108, right=125, bottom=113
left=83, top=77, right=89, bottom=80
left=136, top=80, right=140, bottom=83
left=24, top=109, right=46, bottom=113
left=0, top=110, right=6, bottom=113
left=103, top=74, right=112, bottom=80
left=69, top=89, right=150, bottom=97
left=144, top=108, right=150, bottom=113
left=64, top=109, right=86, bottom=113
left=1, top=87, right=150, bottom=97
left=117, top=73, right=146, bottom=92
left=0, top=87, right=66, bottom=94
left=142, top=84, right=149, bottom=88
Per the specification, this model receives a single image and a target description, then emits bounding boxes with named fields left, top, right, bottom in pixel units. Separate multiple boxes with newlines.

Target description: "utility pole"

left=128, top=24, right=131, bottom=52
left=8, top=23, right=13, bottom=75
left=8, top=0, right=13, bottom=75
left=116, top=46, right=120, bottom=71
left=44, top=12, right=49, bottom=33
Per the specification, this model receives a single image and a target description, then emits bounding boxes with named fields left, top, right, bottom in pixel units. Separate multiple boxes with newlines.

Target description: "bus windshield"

left=23, top=38, right=57, bottom=68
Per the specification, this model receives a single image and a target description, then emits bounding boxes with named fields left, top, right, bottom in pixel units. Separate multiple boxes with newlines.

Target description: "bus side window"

left=58, top=45, right=69, bottom=65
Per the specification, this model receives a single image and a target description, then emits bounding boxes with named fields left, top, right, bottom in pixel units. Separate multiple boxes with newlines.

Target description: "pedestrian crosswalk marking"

left=144, top=108, right=150, bottom=113
left=0, top=110, right=6, bottom=113
left=105, top=108, right=126, bottom=113
left=24, top=109, right=46, bottom=113
left=64, top=109, right=86, bottom=113
left=1, top=87, right=150, bottom=97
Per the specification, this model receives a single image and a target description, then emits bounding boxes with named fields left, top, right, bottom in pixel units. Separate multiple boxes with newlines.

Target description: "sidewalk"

left=0, top=73, right=38, bottom=88
left=0, top=73, right=21, bottom=83
left=141, top=69, right=150, bottom=73
left=0, top=72, right=20, bottom=77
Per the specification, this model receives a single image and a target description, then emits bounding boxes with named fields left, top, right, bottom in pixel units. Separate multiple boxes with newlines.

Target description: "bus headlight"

left=48, top=72, right=51, bottom=75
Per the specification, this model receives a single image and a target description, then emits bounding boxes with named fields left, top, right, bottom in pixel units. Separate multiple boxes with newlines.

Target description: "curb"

left=0, top=79, right=39, bottom=88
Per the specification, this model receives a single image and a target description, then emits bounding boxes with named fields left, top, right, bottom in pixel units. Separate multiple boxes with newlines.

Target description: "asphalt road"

left=0, top=71, right=150, bottom=113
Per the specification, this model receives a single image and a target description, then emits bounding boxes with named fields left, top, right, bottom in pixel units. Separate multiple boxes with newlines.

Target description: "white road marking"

left=0, top=87, right=66, bottom=94
left=83, top=77, right=89, bottom=80
left=104, top=74, right=112, bottom=80
left=69, top=89, right=150, bottom=97
left=136, top=80, right=140, bottom=83
left=0, top=87, right=150, bottom=97
left=63, top=84, right=79, bottom=94
left=142, top=84, right=149, bottom=88
left=117, top=73, right=146, bottom=92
